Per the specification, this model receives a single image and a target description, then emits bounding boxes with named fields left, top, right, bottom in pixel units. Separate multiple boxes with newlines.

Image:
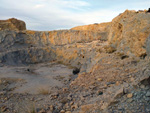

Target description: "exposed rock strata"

left=0, top=30, right=104, bottom=72
left=1, top=9, right=150, bottom=71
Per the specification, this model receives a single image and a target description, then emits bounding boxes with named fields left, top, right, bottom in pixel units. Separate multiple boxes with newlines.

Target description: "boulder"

left=0, top=18, right=26, bottom=31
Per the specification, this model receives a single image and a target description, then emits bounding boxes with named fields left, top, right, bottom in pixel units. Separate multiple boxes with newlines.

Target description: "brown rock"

left=80, top=104, right=93, bottom=112
left=1, top=106, right=8, bottom=112
left=49, top=105, right=54, bottom=111
left=0, top=18, right=26, bottom=31
left=60, top=109, right=65, bottom=113
left=39, top=109, right=46, bottom=113
left=108, top=10, right=150, bottom=57
left=97, top=78, right=103, bottom=81
left=127, top=93, right=133, bottom=98
left=71, top=104, right=78, bottom=110
left=65, top=111, right=71, bottom=113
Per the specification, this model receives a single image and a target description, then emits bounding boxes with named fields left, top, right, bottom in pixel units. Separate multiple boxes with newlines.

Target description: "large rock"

left=0, top=18, right=26, bottom=31
left=108, top=10, right=150, bottom=57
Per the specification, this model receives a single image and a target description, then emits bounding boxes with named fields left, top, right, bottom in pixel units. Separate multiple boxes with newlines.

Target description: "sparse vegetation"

left=38, top=87, right=51, bottom=95
left=26, top=103, right=37, bottom=113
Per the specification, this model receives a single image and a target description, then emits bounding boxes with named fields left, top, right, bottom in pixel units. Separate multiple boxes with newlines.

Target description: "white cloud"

left=34, top=4, right=45, bottom=9
left=1, top=0, right=149, bottom=30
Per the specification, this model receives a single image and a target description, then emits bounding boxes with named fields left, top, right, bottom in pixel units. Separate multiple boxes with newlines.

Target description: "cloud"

left=0, top=0, right=149, bottom=30
left=34, top=4, right=45, bottom=9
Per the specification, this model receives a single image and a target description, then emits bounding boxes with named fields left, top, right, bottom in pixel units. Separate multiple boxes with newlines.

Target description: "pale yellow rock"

left=127, top=93, right=133, bottom=98
left=115, top=81, right=120, bottom=86
left=60, top=109, right=65, bottom=113
left=65, top=111, right=71, bottom=113
left=97, top=78, right=103, bottom=81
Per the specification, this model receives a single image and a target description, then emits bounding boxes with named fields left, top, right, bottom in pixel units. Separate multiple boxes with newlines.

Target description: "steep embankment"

left=1, top=10, right=150, bottom=72
left=72, top=10, right=150, bottom=57
left=0, top=29, right=105, bottom=72
left=108, top=10, right=150, bottom=57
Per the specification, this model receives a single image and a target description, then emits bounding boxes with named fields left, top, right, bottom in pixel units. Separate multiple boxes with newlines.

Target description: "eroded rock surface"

left=0, top=18, right=26, bottom=31
left=108, top=10, right=150, bottom=57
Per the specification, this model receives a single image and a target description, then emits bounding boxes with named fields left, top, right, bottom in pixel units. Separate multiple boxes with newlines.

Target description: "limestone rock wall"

left=25, top=30, right=103, bottom=46
left=0, top=29, right=103, bottom=67
left=72, top=10, right=150, bottom=57
left=1, top=10, right=150, bottom=69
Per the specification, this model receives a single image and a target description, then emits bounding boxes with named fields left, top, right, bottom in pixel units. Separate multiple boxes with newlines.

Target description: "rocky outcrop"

left=72, top=10, right=150, bottom=57
left=108, top=10, right=150, bottom=57
left=0, top=18, right=26, bottom=31
left=71, top=22, right=110, bottom=32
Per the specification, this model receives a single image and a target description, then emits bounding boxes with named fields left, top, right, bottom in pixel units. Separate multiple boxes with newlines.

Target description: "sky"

left=0, top=0, right=150, bottom=31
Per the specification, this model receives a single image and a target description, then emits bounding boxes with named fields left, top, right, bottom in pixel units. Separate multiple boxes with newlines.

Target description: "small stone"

left=146, top=91, right=150, bottom=97
left=71, top=104, right=78, bottom=110
left=60, top=109, right=65, bottom=113
left=127, top=98, right=133, bottom=103
left=140, top=85, right=145, bottom=89
left=145, top=86, right=149, bottom=90
left=130, top=77, right=134, bottom=82
left=123, top=88, right=128, bottom=94
left=146, top=108, right=150, bottom=112
left=63, top=87, right=68, bottom=92
left=51, top=93, right=59, bottom=99
left=39, top=109, right=46, bottom=113
left=97, top=78, right=103, bottom=81
left=70, top=101, right=74, bottom=105
left=127, top=93, right=133, bottom=98
left=1, top=106, right=7, bottom=112
left=49, top=105, right=54, bottom=111
left=0, top=91, right=6, bottom=95
left=30, top=98, right=34, bottom=101
left=116, top=81, right=120, bottom=86
left=65, top=111, right=71, bottom=113
left=4, top=97, right=8, bottom=100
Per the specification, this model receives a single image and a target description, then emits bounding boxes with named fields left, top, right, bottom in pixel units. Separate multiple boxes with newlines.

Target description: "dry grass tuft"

left=38, top=87, right=51, bottom=95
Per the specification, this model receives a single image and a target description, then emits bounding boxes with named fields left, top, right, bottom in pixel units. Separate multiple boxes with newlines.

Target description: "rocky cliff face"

left=0, top=29, right=104, bottom=72
left=0, top=10, right=150, bottom=71
left=0, top=18, right=26, bottom=31
left=72, top=10, right=150, bottom=57
left=108, top=10, right=150, bottom=57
